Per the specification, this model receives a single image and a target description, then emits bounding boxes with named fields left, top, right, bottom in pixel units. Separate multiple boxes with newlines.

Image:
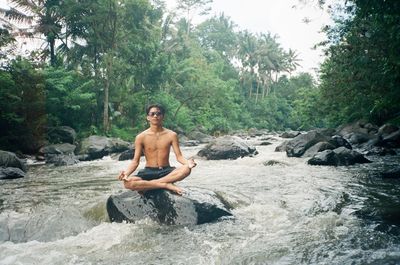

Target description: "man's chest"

left=143, top=136, right=171, bottom=151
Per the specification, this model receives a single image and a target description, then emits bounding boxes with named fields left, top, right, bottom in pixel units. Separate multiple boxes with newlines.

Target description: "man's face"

left=147, top=107, right=164, bottom=124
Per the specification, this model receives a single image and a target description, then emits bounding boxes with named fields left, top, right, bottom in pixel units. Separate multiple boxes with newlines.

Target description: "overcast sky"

left=1, top=0, right=332, bottom=75
left=166, top=0, right=332, bottom=75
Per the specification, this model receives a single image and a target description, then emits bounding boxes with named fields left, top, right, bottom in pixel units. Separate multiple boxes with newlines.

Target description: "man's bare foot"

left=165, top=183, right=183, bottom=195
left=188, top=158, right=197, bottom=169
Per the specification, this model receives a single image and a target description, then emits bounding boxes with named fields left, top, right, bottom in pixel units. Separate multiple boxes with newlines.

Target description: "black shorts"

left=136, top=166, right=176, bottom=181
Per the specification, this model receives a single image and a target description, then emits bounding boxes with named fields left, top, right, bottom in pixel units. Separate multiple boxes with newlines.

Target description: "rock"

left=280, top=131, right=301, bottom=138
left=380, top=129, right=400, bottom=148
left=363, top=123, right=379, bottom=134
left=197, top=136, right=258, bottom=160
left=337, top=120, right=379, bottom=145
left=0, top=167, right=27, bottom=180
left=307, top=150, right=338, bottom=166
left=333, top=146, right=371, bottom=165
left=0, top=150, right=27, bottom=172
left=259, top=141, right=272, bottom=146
left=47, top=126, right=77, bottom=144
left=275, top=140, right=289, bottom=152
left=40, top=143, right=76, bottom=155
left=78, top=136, right=131, bottom=160
left=39, top=143, right=79, bottom=166
left=74, top=155, right=89, bottom=162
left=347, top=132, right=373, bottom=145
left=303, top=141, right=336, bottom=157
left=337, top=120, right=370, bottom=136
left=285, top=130, right=332, bottom=157
left=308, top=147, right=371, bottom=166
left=263, top=160, right=289, bottom=166
left=107, top=188, right=233, bottom=225
left=378, top=124, right=399, bottom=137
left=328, top=135, right=352, bottom=149
left=45, top=154, right=79, bottom=166
left=118, top=149, right=134, bottom=161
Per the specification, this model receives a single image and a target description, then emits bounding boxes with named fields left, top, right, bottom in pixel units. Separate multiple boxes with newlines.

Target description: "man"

left=117, top=104, right=196, bottom=195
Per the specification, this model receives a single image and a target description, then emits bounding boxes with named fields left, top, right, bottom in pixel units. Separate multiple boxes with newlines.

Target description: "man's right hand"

left=117, top=171, right=128, bottom=181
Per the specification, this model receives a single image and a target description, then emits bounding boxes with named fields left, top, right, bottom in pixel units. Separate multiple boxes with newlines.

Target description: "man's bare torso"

left=138, top=128, right=175, bottom=168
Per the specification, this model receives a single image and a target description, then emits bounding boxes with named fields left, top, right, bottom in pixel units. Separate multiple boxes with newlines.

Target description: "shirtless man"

left=117, top=104, right=196, bottom=195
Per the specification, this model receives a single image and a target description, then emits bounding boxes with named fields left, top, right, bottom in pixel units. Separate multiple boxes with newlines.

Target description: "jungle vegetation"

left=0, top=0, right=398, bottom=153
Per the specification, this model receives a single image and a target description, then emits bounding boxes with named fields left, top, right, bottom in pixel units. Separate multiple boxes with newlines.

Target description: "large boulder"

left=307, top=147, right=371, bottom=166
left=378, top=124, right=399, bottom=137
left=45, top=154, right=79, bottom=166
left=47, top=126, right=77, bottom=144
left=39, top=143, right=79, bottom=166
left=346, top=132, right=374, bottom=145
left=285, top=130, right=332, bottom=157
left=0, top=167, right=27, bottom=180
left=78, top=136, right=131, bottom=160
left=107, top=188, right=233, bottom=225
left=303, top=141, right=336, bottom=157
left=40, top=143, right=76, bottom=155
left=0, top=150, right=27, bottom=172
left=275, top=140, right=289, bottom=152
left=197, top=136, right=258, bottom=160
left=118, top=149, right=134, bottom=161
left=328, top=135, right=352, bottom=149
left=337, top=120, right=372, bottom=136
left=337, top=120, right=379, bottom=145
left=379, top=129, right=400, bottom=148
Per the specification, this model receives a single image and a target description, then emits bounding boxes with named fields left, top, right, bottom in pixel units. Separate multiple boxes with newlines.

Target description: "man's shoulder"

left=136, top=130, right=148, bottom=139
left=164, top=128, right=177, bottom=136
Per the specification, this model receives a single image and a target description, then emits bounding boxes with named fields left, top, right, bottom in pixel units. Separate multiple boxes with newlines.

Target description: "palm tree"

left=237, top=30, right=258, bottom=99
left=0, top=0, right=63, bottom=66
left=284, top=48, right=301, bottom=76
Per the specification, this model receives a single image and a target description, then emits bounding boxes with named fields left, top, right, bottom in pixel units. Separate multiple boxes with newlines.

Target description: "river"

left=1, top=135, right=399, bottom=265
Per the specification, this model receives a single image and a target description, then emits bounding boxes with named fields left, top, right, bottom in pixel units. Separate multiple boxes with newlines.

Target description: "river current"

left=0, top=135, right=399, bottom=265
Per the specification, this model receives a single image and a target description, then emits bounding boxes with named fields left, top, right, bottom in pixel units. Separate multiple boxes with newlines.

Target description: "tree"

left=176, top=0, right=213, bottom=35
left=0, top=58, right=46, bottom=153
left=1, top=0, right=63, bottom=66
left=319, top=0, right=400, bottom=125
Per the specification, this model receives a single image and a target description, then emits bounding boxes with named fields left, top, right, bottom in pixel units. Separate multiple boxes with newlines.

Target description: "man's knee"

left=182, top=165, right=191, bottom=177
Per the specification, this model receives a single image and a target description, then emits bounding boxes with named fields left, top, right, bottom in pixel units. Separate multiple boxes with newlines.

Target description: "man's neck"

left=149, top=124, right=163, bottom=133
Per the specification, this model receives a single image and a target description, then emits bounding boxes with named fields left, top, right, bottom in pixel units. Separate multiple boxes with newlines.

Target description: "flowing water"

left=1, top=135, right=400, bottom=265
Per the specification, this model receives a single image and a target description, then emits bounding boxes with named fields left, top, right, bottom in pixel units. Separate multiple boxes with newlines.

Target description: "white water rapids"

left=1, top=135, right=399, bottom=264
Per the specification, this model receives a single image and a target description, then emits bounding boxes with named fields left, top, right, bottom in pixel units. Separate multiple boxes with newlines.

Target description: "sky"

left=166, top=0, right=333, bottom=75
left=1, top=0, right=332, bottom=75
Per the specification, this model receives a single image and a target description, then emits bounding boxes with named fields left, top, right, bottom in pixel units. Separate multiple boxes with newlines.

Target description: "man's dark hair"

left=146, top=103, right=165, bottom=115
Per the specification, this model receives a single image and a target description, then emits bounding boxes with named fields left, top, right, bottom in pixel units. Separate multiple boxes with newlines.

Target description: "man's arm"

left=171, top=132, right=196, bottom=168
left=118, top=134, right=143, bottom=180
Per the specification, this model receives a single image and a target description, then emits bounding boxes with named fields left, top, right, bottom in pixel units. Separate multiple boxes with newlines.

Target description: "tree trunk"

left=50, top=38, right=55, bottom=66
left=103, top=54, right=113, bottom=133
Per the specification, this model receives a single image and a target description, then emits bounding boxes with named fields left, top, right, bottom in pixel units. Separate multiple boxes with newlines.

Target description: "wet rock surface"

left=107, top=187, right=233, bottom=225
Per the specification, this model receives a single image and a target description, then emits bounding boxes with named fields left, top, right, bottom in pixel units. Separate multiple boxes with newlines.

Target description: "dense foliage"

left=1, top=0, right=397, bottom=153
left=318, top=0, right=400, bottom=126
